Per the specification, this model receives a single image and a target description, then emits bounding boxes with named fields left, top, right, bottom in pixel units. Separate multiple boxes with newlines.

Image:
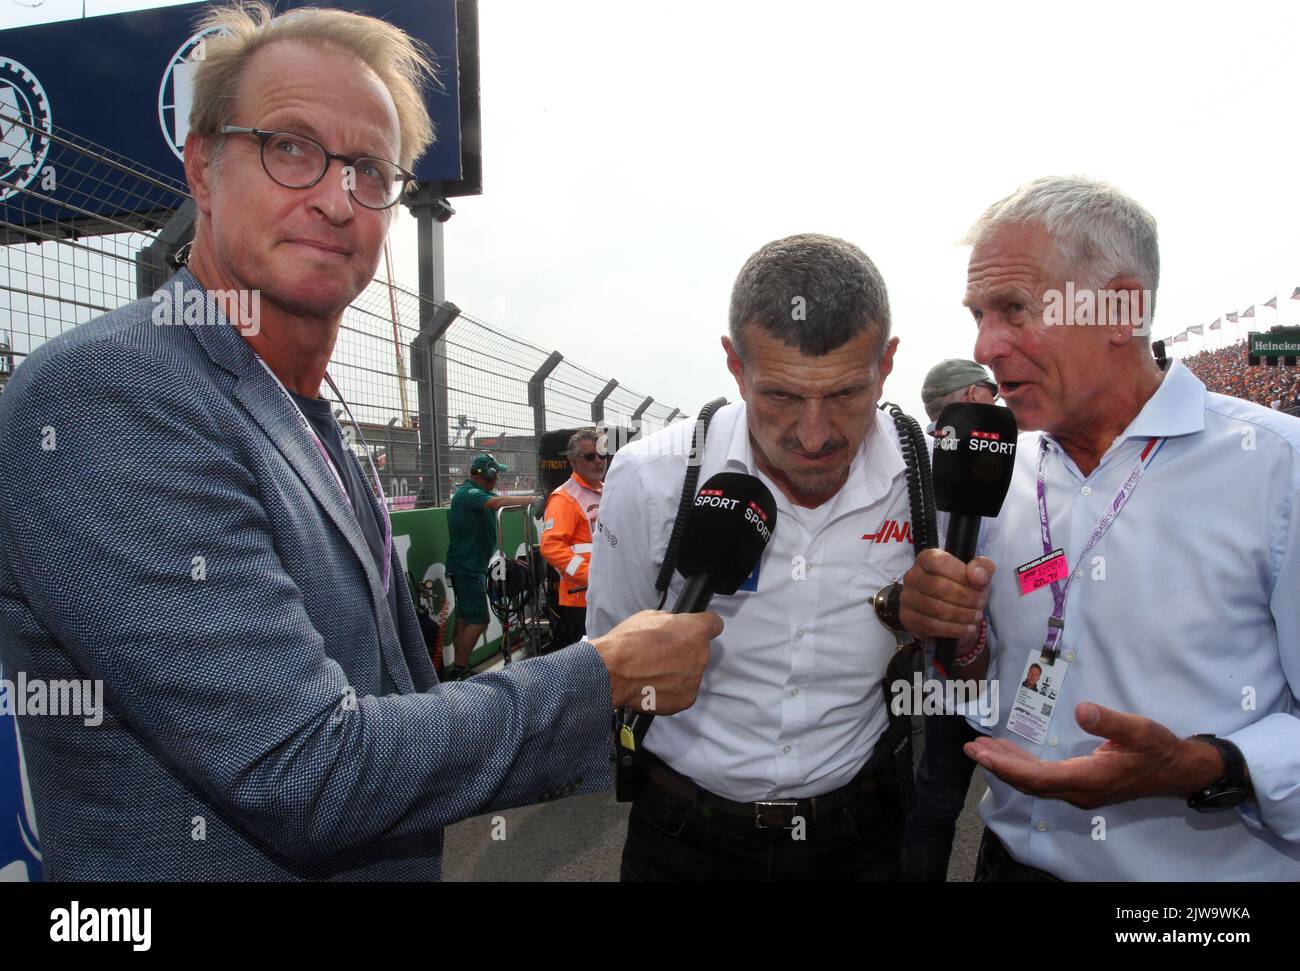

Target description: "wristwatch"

left=1186, top=734, right=1251, bottom=813
left=870, top=580, right=906, bottom=634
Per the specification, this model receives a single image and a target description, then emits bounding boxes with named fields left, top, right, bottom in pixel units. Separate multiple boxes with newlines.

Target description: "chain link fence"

left=1, top=109, right=684, bottom=505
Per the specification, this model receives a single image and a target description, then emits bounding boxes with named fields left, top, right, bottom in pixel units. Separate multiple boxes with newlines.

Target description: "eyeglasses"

left=220, top=126, right=416, bottom=210
left=578, top=453, right=605, bottom=462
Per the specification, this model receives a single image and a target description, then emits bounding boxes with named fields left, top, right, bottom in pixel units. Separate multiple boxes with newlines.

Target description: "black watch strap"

left=1187, top=734, right=1250, bottom=813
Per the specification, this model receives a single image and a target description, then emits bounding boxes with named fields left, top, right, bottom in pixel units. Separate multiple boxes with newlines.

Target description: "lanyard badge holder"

left=1007, top=435, right=1164, bottom=745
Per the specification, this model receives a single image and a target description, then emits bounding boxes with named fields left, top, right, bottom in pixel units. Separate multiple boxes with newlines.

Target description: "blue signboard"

left=0, top=0, right=472, bottom=225
left=0, top=661, right=42, bottom=881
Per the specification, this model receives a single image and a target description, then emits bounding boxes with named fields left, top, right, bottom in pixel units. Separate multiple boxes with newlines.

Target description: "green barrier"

left=392, top=506, right=542, bottom=670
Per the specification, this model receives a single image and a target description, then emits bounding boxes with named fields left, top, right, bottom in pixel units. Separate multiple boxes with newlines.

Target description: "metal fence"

left=0, top=109, right=684, bottom=505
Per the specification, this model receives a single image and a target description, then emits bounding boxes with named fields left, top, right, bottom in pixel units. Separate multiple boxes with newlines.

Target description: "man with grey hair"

left=589, top=233, right=922, bottom=881
left=0, top=2, right=718, bottom=880
left=540, top=427, right=606, bottom=648
left=901, top=176, right=1300, bottom=880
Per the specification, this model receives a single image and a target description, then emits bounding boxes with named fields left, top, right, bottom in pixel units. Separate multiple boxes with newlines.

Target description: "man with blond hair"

left=0, top=3, right=716, bottom=881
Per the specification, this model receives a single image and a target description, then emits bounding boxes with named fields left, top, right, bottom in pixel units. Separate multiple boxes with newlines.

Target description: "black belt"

left=639, top=747, right=891, bottom=830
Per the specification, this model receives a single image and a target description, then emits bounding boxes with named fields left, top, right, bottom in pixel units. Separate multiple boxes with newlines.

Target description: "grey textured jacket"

left=0, top=269, right=611, bottom=880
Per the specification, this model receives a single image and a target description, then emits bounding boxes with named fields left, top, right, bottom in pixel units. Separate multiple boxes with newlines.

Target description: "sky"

left=6, top=0, right=1300, bottom=424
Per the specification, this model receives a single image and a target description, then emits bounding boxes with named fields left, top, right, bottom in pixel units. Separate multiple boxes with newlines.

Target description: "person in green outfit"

left=446, top=454, right=541, bottom=680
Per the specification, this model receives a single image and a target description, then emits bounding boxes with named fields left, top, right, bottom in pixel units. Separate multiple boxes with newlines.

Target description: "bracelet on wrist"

left=953, top=619, right=988, bottom=668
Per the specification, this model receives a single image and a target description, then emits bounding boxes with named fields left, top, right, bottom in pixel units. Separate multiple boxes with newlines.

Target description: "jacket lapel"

left=176, top=269, right=416, bottom=693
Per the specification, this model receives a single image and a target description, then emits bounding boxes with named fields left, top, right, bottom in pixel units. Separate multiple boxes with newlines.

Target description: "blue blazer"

left=0, top=269, right=612, bottom=880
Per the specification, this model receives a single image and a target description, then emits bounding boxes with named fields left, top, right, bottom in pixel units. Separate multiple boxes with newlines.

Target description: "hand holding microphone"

left=622, top=471, right=778, bottom=738
left=902, top=402, right=1017, bottom=674
left=590, top=609, right=721, bottom=714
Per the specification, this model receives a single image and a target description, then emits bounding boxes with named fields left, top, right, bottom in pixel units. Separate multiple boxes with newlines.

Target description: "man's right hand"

left=899, top=548, right=994, bottom=641
left=589, top=610, right=722, bottom=714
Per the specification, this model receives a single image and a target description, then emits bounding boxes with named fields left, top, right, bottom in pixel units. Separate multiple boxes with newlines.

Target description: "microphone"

left=625, top=471, right=778, bottom=744
left=930, top=402, right=1019, bottom=674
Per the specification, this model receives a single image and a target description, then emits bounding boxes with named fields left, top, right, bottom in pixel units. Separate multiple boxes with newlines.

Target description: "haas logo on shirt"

left=862, top=519, right=912, bottom=544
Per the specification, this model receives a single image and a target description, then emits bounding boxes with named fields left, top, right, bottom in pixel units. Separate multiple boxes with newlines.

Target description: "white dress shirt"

left=587, top=402, right=914, bottom=802
left=973, top=360, right=1300, bottom=880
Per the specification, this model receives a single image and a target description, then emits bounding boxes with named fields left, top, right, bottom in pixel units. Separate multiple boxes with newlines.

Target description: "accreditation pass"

left=1006, top=649, right=1069, bottom=745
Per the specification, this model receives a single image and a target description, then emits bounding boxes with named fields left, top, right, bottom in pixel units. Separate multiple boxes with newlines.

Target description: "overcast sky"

left=7, top=0, right=1300, bottom=423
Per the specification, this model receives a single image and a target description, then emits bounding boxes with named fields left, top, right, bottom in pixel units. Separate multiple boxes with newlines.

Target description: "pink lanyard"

left=256, top=357, right=392, bottom=594
left=1034, top=435, right=1164, bottom=660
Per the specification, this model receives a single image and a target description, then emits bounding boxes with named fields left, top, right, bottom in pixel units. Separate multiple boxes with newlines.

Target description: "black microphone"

left=930, top=402, right=1018, bottom=674
left=627, top=472, right=778, bottom=742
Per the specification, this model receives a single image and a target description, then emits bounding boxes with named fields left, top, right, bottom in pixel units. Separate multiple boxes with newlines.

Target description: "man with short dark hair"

left=540, top=428, right=605, bottom=649
left=589, top=233, right=919, bottom=881
left=446, top=453, right=540, bottom=680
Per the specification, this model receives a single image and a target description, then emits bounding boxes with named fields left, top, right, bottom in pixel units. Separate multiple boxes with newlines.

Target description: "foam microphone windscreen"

left=675, top=472, right=779, bottom=594
left=932, top=402, right=1020, bottom=517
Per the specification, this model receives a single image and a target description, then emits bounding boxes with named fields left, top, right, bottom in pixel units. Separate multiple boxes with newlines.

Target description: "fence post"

left=528, top=351, right=565, bottom=443
left=135, top=200, right=196, bottom=298
left=411, top=302, right=460, bottom=507
left=631, top=395, right=654, bottom=437
left=591, top=378, right=618, bottom=423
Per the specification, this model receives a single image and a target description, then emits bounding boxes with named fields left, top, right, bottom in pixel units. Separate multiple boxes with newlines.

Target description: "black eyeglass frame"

left=219, top=125, right=417, bottom=210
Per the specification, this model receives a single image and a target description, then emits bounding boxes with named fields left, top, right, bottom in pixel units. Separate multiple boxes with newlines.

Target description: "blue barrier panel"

left=0, top=662, right=42, bottom=881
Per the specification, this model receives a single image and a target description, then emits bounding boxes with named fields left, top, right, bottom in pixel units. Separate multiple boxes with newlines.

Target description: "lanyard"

left=1034, top=434, right=1164, bottom=660
left=255, top=357, right=392, bottom=594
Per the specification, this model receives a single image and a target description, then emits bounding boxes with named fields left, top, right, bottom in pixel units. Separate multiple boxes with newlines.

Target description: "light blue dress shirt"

left=972, top=360, right=1300, bottom=880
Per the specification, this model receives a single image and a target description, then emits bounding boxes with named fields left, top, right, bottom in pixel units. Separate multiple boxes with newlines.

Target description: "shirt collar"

left=722, top=402, right=905, bottom=512
left=1118, top=359, right=1206, bottom=441
left=1041, top=359, right=1205, bottom=467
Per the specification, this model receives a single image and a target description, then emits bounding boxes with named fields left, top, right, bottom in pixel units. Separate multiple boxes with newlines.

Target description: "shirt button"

left=1036, top=820, right=1049, bottom=832
left=1048, top=736, right=1058, bottom=747
left=1065, top=650, right=1077, bottom=663
left=790, top=688, right=800, bottom=696
left=795, top=629, right=806, bottom=639
left=1081, top=486, right=1092, bottom=496
left=1074, top=569, right=1084, bottom=579
left=782, top=745, right=792, bottom=754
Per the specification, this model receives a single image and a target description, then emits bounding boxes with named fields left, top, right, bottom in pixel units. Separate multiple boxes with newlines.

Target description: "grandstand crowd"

left=1180, top=339, right=1300, bottom=416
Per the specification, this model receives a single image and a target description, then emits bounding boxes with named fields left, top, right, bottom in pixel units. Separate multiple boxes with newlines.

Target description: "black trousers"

left=620, top=749, right=904, bottom=882
left=903, top=713, right=982, bottom=881
left=557, top=605, right=586, bottom=647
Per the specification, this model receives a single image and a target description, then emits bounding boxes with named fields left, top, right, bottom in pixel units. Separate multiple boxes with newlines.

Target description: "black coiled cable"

left=879, top=401, right=937, bottom=554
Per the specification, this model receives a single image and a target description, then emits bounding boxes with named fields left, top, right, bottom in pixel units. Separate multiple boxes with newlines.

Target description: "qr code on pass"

left=1041, top=702, right=1053, bottom=716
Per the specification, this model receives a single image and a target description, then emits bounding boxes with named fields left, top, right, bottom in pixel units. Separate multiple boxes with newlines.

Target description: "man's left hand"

left=964, top=703, right=1225, bottom=810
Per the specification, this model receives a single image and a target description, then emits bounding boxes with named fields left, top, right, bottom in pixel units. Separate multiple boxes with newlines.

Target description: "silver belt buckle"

left=754, top=799, right=799, bottom=830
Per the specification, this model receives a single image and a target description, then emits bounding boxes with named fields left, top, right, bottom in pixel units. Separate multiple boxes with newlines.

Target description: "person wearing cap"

left=446, top=454, right=541, bottom=680
left=920, top=358, right=998, bottom=432
left=540, top=428, right=606, bottom=649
